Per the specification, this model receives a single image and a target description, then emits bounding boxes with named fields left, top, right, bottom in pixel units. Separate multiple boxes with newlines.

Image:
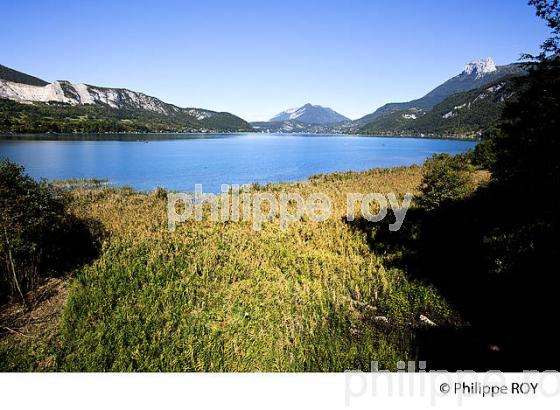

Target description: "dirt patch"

left=0, top=277, right=69, bottom=341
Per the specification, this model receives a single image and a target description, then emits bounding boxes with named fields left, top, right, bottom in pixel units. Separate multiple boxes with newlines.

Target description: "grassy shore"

left=1, top=166, right=478, bottom=371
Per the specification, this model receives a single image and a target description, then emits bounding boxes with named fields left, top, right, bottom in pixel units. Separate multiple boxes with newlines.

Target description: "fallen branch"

left=1, top=325, right=29, bottom=338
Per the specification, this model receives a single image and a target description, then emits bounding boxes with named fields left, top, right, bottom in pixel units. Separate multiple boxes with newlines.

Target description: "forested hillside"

left=359, top=76, right=525, bottom=138
left=0, top=98, right=252, bottom=133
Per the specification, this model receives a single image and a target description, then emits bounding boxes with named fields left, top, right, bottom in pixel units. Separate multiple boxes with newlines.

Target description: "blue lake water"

left=0, top=133, right=478, bottom=192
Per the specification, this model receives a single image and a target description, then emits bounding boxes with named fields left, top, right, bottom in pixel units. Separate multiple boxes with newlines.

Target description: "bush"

left=0, top=160, right=101, bottom=303
left=417, top=154, right=475, bottom=211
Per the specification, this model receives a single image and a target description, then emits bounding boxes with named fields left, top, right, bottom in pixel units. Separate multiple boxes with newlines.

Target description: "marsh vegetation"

left=1, top=164, right=468, bottom=371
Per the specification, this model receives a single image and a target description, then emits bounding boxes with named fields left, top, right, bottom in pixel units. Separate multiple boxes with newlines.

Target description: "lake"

left=0, top=133, right=478, bottom=192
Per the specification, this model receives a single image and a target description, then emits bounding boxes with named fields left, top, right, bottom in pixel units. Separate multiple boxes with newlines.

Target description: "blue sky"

left=1, top=0, right=550, bottom=121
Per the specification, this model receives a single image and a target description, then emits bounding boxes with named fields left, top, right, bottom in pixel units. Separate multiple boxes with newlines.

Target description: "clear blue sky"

left=1, top=0, right=550, bottom=121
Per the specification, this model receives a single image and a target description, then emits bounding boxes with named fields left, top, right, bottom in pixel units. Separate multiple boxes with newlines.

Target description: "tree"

left=491, top=1, right=560, bottom=198
left=527, top=0, right=560, bottom=60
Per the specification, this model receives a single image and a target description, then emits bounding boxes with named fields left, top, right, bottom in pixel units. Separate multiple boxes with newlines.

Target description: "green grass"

left=0, top=166, right=460, bottom=371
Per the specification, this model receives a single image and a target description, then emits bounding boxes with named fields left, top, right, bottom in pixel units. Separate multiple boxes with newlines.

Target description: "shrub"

left=417, top=153, right=476, bottom=211
left=0, top=160, right=101, bottom=303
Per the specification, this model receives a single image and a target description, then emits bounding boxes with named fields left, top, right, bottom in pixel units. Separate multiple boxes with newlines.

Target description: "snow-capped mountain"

left=269, top=103, right=349, bottom=124
left=355, top=57, right=524, bottom=125
left=463, top=57, right=497, bottom=79
left=269, top=107, right=300, bottom=122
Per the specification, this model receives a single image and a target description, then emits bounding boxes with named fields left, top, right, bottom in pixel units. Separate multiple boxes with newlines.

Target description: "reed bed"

left=1, top=166, right=459, bottom=371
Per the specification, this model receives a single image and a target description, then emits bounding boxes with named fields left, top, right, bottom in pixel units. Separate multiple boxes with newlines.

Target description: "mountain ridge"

left=354, top=58, right=526, bottom=125
left=358, top=74, right=526, bottom=138
left=252, top=103, right=350, bottom=133
left=1, top=58, right=529, bottom=137
left=0, top=64, right=49, bottom=87
left=0, top=64, right=251, bottom=133
left=269, top=103, right=350, bottom=124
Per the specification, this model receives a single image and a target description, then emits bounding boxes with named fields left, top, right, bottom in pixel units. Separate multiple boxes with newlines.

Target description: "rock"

left=489, top=344, right=501, bottom=352
left=463, top=58, right=497, bottom=79
left=419, top=314, right=436, bottom=327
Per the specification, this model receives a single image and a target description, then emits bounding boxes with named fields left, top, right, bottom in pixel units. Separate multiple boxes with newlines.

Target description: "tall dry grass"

left=2, top=166, right=464, bottom=371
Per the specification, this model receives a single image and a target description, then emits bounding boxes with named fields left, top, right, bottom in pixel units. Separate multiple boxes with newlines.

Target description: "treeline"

left=0, top=99, right=252, bottom=133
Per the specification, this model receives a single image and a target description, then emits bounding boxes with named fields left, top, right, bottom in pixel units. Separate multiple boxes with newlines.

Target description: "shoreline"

left=0, top=131, right=480, bottom=142
left=50, top=164, right=426, bottom=194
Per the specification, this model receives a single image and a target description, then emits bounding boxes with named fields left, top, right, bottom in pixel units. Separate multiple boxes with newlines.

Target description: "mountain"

left=355, top=58, right=526, bottom=125
left=252, top=103, right=350, bottom=133
left=269, top=103, right=349, bottom=124
left=359, top=75, right=526, bottom=138
left=0, top=64, right=251, bottom=133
